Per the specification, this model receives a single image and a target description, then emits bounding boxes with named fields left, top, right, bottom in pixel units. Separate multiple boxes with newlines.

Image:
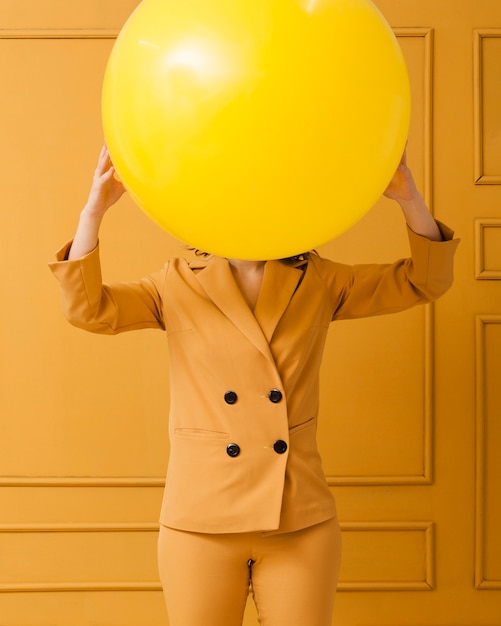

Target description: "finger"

left=100, top=166, right=115, bottom=182
left=98, top=144, right=107, bottom=164
left=96, top=147, right=112, bottom=174
left=401, top=142, right=408, bottom=165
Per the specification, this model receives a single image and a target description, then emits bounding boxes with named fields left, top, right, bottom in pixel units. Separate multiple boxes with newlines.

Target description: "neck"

left=227, top=258, right=266, bottom=272
left=226, top=258, right=266, bottom=311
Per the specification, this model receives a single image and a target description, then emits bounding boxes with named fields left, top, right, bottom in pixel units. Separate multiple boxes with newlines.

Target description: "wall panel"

left=475, top=219, right=501, bottom=279
left=338, top=522, right=434, bottom=591
left=0, top=524, right=160, bottom=592
left=318, top=30, right=434, bottom=486
left=474, top=30, right=501, bottom=184
left=475, top=316, right=501, bottom=589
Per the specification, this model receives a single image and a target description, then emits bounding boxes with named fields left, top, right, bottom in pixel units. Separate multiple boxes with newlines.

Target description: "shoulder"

left=159, top=255, right=212, bottom=272
left=304, top=251, right=353, bottom=278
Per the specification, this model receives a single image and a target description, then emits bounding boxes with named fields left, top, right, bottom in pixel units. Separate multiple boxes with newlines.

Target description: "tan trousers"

left=158, top=517, right=342, bottom=626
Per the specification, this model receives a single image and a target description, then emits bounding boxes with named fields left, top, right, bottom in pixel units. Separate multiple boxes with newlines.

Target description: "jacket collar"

left=195, top=256, right=304, bottom=363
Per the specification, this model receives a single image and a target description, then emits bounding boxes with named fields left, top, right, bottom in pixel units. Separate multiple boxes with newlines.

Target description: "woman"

left=50, top=145, right=459, bottom=626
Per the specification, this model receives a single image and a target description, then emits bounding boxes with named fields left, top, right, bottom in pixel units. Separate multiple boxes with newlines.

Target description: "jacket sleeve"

left=315, top=221, right=460, bottom=321
left=48, top=241, right=166, bottom=334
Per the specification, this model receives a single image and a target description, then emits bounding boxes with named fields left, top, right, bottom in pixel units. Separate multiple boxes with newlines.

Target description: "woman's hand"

left=83, top=144, right=126, bottom=218
left=383, top=147, right=443, bottom=242
left=67, top=145, right=126, bottom=260
left=383, top=148, right=418, bottom=203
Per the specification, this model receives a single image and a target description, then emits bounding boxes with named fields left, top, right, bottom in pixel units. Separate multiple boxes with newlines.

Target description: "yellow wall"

left=1, top=1, right=500, bottom=624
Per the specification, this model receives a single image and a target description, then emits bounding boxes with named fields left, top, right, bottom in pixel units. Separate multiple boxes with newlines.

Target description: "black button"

left=273, top=440, right=288, bottom=454
left=268, top=389, right=283, bottom=403
left=224, top=391, right=238, bottom=405
left=227, top=443, right=241, bottom=457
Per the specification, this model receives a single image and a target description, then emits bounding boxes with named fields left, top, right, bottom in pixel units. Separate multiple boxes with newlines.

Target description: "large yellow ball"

left=102, top=0, right=410, bottom=260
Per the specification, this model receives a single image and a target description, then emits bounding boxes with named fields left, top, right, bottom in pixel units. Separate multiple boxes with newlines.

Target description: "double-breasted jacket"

left=50, top=223, right=458, bottom=534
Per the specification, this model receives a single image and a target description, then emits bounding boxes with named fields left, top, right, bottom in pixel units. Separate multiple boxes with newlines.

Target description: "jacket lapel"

left=196, top=257, right=304, bottom=363
left=196, top=256, right=274, bottom=362
left=254, top=260, right=304, bottom=343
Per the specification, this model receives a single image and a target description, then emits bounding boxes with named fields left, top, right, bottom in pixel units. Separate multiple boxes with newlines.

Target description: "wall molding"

left=0, top=476, right=165, bottom=487
left=327, top=303, right=435, bottom=487
left=338, top=521, right=435, bottom=592
left=473, top=29, right=501, bottom=184
left=475, top=219, right=501, bottom=279
left=327, top=28, right=435, bottom=486
left=0, top=522, right=159, bottom=532
left=475, top=316, right=501, bottom=589
left=0, top=521, right=434, bottom=593
left=0, top=29, right=118, bottom=39
left=394, top=27, right=434, bottom=207
left=0, top=523, right=162, bottom=593
left=1, top=28, right=435, bottom=487
left=0, top=581, right=162, bottom=593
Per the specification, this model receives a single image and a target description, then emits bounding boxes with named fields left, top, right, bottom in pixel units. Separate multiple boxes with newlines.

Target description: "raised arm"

left=50, top=145, right=166, bottom=334
left=383, top=148, right=443, bottom=242
left=68, top=145, right=126, bottom=260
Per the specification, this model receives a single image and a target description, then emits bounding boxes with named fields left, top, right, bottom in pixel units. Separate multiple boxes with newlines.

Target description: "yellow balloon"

left=102, top=0, right=410, bottom=260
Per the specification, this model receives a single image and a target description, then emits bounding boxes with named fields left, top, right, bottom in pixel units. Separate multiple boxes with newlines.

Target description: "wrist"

left=80, top=204, right=105, bottom=224
left=394, top=183, right=426, bottom=211
left=398, top=194, right=443, bottom=242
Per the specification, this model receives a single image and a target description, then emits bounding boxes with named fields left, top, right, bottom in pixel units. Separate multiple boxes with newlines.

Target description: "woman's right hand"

left=67, top=145, right=126, bottom=260
left=83, top=144, right=126, bottom=218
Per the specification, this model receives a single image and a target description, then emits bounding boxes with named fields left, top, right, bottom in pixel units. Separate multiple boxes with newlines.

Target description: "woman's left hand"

left=383, top=148, right=419, bottom=203
left=383, top=147, right=443, bottom=241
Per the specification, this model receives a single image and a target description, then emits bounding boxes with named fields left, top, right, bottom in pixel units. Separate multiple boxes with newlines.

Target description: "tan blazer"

left=49, top=224, right=459, bottom=534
